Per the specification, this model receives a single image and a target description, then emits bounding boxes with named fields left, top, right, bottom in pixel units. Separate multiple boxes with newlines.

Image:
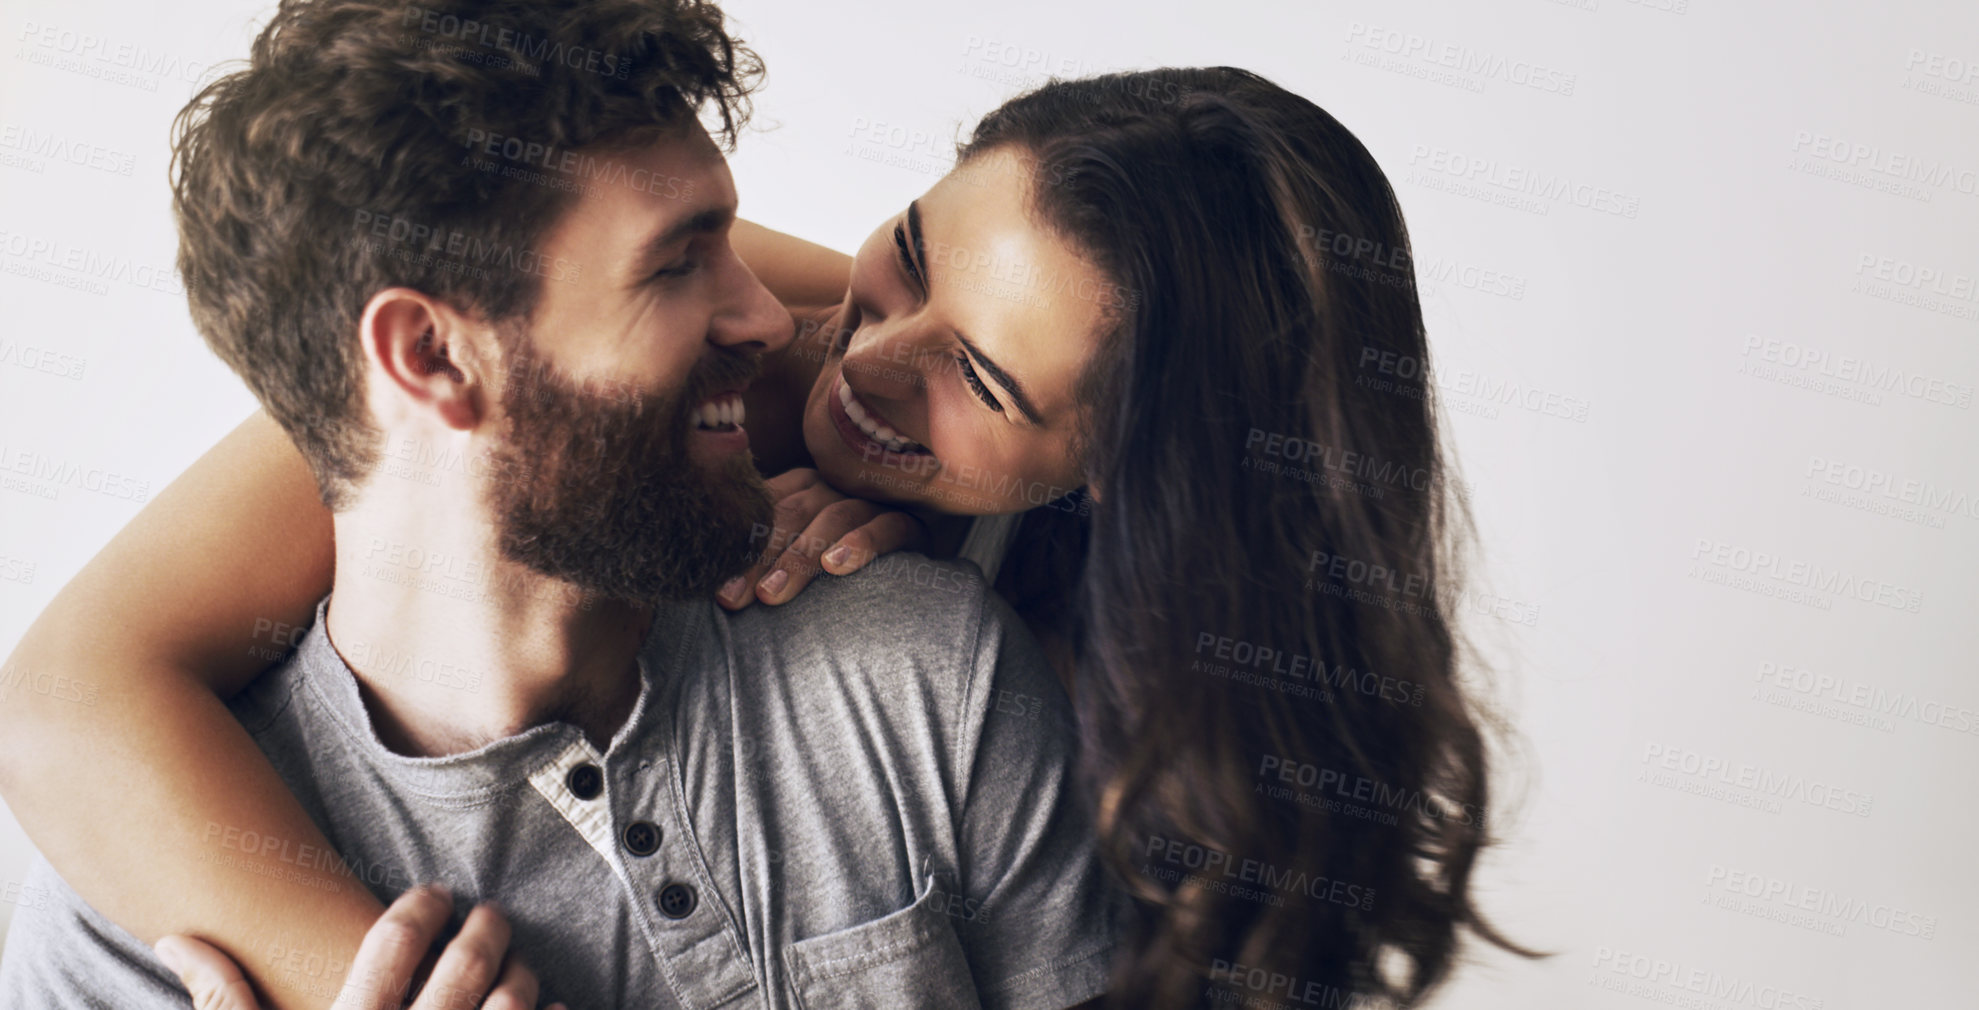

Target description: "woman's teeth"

left=837, top=377, right=926, bottom=454
left=692, top=393, right=744, bottom=430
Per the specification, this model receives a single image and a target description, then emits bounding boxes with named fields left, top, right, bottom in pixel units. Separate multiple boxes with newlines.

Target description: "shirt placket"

left=529, top=734, right=760, bottom=1009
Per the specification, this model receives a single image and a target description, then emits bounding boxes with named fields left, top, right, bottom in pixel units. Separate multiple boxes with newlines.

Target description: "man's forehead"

left=542, top=124, right=736, bottom=260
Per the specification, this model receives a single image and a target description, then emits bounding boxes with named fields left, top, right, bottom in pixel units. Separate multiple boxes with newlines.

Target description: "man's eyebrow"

left=955, top=331, right=1043, bottom=425
left=635, top=205, right=733, bottom=270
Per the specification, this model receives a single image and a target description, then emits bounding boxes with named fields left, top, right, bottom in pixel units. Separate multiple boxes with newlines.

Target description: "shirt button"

left=566, top=763, right=604, bottom=800
left=656, top=882, right=697, bottom=919
left=622, top=821, right=661, bottom=857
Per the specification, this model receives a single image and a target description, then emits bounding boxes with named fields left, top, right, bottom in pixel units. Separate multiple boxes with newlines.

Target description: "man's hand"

left=154, top=885, right=562, bottom=1010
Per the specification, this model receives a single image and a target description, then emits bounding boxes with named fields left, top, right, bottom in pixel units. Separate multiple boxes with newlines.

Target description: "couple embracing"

left=0, top=0, right=1520, bottom=1007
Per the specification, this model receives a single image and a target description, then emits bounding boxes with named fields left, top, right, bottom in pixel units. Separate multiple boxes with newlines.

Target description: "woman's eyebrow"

left=905, top=199, right=929, bottom=281
left=955, top=331, right=1043, bottom=425
left=909, top=201, right=1044, bottom=424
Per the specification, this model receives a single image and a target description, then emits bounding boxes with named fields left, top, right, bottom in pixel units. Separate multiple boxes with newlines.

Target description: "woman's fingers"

left=718, top=477, right=836, bottom=610
left=821, top=510, right=928, bottom=576
left=336, top=885, right=454, bottom=1010
left=155, top=935, right=261, bottom=1010
left=412, top=901, right=512, bottom=1010
left=754, top=498, right=892, bottom=604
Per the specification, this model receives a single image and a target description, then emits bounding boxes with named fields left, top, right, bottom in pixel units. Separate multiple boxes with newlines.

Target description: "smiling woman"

left=722, top=68, right=1535, bottom=1008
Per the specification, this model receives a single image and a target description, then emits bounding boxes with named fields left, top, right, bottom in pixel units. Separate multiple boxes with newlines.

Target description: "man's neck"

left=325, top=499, right=655, bottom=757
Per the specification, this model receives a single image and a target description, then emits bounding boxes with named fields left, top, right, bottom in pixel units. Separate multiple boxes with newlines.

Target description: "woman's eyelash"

left=954, top=352, right=1003, bottom=412
left=892, top=221, right=925, bottom=289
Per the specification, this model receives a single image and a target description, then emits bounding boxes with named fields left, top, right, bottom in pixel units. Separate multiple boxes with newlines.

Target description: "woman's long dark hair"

left=976, top=68, right=1532, bottom=1008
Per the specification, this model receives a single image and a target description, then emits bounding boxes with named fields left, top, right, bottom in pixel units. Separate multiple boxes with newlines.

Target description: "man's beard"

left=482, top=330, right=773, bottom=606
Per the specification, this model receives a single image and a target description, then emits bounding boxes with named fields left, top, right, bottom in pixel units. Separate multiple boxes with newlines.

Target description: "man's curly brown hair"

left=171, top=0, right=761, bottom=508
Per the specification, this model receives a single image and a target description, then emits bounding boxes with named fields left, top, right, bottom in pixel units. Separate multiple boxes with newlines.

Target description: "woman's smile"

left=827, top=368, right=935, bottom=462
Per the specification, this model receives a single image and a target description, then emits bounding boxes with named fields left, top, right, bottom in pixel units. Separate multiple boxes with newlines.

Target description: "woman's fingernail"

left=152, top=939, right=184, bottom=974
left=823, top=545, right=851, bottom=569
left=759, top=569, right=789, bottom=597
left=719, top=576, right=747, bottom=603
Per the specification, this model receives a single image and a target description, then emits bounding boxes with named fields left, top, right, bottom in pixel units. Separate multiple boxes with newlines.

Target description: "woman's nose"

left=844, top=322, right=936, bottom=402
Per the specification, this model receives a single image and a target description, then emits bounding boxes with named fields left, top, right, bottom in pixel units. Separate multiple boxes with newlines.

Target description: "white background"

left=2, top=1, right=1975, bottom=1005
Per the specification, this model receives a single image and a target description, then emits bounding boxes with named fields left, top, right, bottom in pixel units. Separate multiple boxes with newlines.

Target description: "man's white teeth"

left=693, top=394, right=744, bottom=430
left=837, top=377, right=924, bottom=454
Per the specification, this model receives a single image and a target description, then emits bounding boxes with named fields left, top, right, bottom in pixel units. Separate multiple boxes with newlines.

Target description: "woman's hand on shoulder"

left=717, top=467, right=925, bottom=610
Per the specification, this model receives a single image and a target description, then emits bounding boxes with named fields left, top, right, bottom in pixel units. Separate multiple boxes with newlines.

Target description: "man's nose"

left=710, top=256, right=795, bottom=355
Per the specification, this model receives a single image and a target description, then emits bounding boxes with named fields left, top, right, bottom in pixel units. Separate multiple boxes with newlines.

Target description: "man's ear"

left=359, top=288, right=490, bottom=431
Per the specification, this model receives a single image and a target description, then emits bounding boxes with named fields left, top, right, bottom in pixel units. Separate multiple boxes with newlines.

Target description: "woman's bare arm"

left=732, top=219, right=853, bottom=309
left=0, top=410, right=377, bottom=1010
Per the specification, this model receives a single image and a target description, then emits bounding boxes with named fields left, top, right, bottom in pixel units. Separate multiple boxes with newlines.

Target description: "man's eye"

left=653, top=259, right=699, bottom=280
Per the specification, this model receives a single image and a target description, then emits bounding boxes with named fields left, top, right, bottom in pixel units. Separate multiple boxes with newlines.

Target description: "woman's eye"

left=954, top=352, right=1004, bottom=412
left=892, top=221, right=925, bottom=290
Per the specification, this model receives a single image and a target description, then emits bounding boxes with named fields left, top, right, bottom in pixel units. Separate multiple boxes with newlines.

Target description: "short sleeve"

left=950, top=589, right=1120, bottom=1010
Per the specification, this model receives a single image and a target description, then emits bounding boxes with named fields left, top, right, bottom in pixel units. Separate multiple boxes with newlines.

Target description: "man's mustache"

left=678, top=348, right=762, bottom=416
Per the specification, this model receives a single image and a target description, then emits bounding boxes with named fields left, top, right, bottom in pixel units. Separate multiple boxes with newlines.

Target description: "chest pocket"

left=781, top=872, right=985, bottom=1010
